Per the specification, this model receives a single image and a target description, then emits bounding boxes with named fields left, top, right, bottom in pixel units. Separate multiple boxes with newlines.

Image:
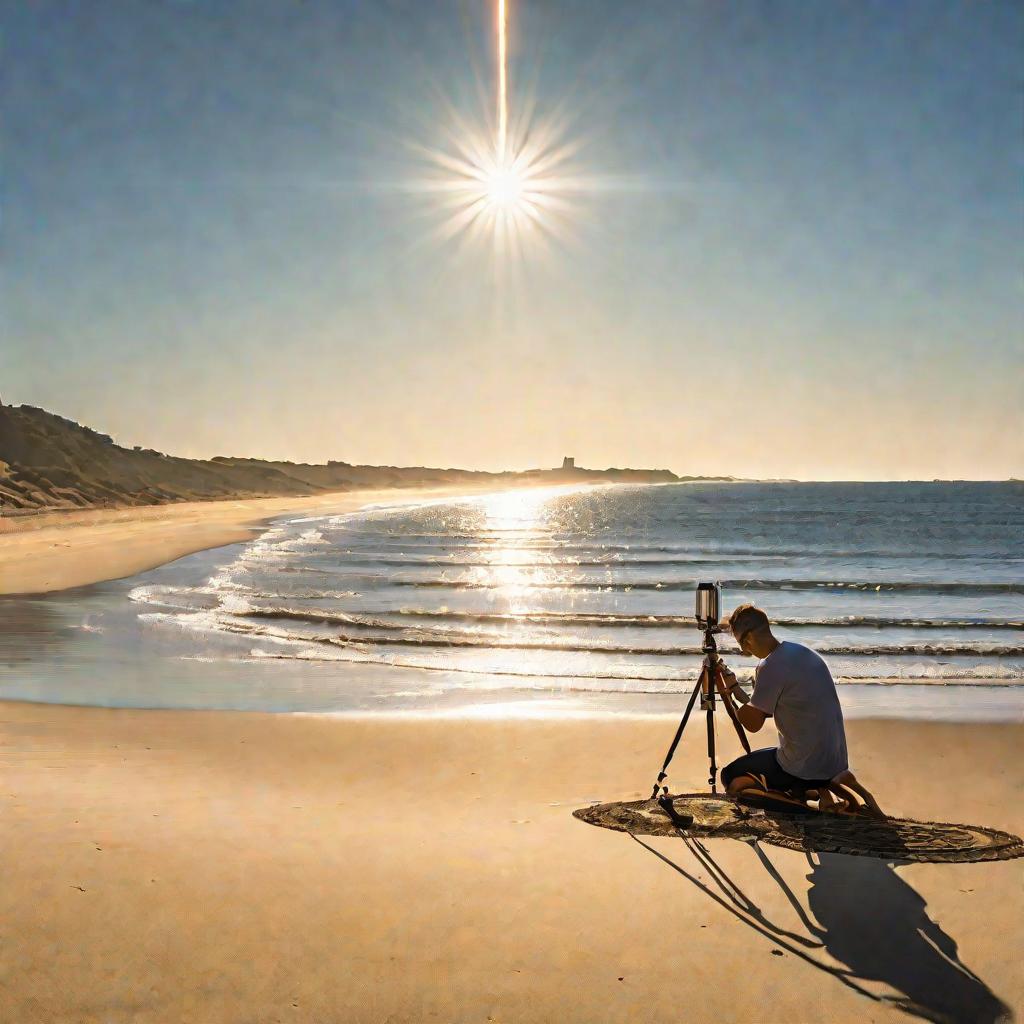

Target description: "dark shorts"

left=721, top=747, right=831, bottom=792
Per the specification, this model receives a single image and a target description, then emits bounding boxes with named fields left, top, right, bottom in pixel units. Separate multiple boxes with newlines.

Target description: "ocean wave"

left=244, top=645, right=1024, bottom=687
left=322, top=555, right=783, bottom=569
left=392, top=577, right=1024, bottom=595
left=381, top=608, right=1024, bottom=631
left=127, top=584, right=222, bottom=611
left=142, top=595, right=1024, bottom=633
left=216, top=609, right=1024, bottom=659
left=322, top=534, right=1024, bottom=562
left=128, top=583, right=359, bottom=607
left=139, top=608, right=1024, bottom=687
left=132, top=489, right=1024, bottom=707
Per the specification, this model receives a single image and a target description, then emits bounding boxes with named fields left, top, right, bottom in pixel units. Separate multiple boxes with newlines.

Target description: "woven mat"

left=573, top=793, right=1024, bottom=863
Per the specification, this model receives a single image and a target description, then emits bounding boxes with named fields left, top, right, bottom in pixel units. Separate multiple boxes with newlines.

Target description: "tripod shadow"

left=633, top=836, right=1012, bottom=1024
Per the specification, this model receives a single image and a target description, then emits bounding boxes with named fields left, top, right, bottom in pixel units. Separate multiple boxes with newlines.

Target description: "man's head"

left=728, top=603, right=777, bottom=658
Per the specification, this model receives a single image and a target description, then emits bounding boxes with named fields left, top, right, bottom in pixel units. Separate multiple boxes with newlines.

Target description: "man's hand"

left=713, top=655, right=765, bottom=730
left=715, top=658, right=738, bottom=690
left=717, top=661, right=756, bottom=714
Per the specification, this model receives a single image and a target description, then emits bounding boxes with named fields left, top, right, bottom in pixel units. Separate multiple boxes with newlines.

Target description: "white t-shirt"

left=750, top=640, right=849, bottom=780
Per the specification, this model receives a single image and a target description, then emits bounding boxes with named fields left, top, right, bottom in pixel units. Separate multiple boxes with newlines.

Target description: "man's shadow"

left=807, top=852, right=1010, bottom=1024
left=633, top=836, right=1012, bottom=1024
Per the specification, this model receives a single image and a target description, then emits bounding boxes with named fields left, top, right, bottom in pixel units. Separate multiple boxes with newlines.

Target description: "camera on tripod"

left=695, top=581, right=727, bottom=653
left=695, top=581, right=721, bottom=630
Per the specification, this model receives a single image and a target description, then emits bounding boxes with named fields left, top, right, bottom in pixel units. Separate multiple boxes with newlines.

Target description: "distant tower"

left=562, top=456, right=575, bottom=471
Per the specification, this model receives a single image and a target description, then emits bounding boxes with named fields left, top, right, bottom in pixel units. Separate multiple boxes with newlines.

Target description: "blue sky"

left=3, top=0, right=1021, bottom=478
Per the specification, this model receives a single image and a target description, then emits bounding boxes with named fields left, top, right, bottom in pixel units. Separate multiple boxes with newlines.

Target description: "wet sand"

left=0, top=703, right=1019, bottom=1023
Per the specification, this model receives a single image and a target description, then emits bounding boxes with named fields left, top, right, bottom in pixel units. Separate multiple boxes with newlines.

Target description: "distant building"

left=562, top=457, right=575, bottom=471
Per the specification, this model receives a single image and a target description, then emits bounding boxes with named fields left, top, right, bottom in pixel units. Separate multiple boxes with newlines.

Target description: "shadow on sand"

left=633, top=835, right=1012, bottom=1024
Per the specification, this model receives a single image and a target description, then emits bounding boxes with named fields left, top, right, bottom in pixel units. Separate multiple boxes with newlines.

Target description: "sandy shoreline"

left=0, top=701, right=1019, bottom=1023
left=0, top=484, right=503, bottom=596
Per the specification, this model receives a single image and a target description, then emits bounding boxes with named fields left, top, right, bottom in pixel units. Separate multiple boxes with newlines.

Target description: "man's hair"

left=728, top=603, right=771, bottom=636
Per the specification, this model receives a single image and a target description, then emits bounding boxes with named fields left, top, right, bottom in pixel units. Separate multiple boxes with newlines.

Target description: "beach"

left=9, top=0, right=1021, bottom=1019
left=0, top=486, right=1021, bottom=1022
left=0, top=485, right=499, bottom=596
left=0, top=702, right=1020, bottom=1023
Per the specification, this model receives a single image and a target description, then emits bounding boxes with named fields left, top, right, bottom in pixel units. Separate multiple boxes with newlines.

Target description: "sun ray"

left=497, top=0, right=508, bottom=159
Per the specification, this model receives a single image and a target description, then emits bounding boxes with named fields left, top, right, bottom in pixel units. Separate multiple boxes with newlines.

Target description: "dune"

left=0, top=401, right=680, bottom=514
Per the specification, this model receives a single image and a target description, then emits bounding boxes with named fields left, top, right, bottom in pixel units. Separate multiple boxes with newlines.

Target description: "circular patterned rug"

left=573, top=793, right=1024, bottom=863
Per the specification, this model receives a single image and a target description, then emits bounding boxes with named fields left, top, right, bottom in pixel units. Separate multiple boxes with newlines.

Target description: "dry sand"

left=0, top=702, right=1020, bottom=1024
left=0, top=485, right=500, bottom=596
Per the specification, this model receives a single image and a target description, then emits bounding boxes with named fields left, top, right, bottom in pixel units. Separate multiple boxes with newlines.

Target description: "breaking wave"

left=391, top=578, right=1024, bottom=595
left=227, top=604, right=1024, bottom=632
left=222, top=611, right=1024, bottom=660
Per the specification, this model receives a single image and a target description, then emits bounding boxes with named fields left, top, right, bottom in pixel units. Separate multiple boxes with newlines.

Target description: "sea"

left=2, top=482, right=1023, bottom=721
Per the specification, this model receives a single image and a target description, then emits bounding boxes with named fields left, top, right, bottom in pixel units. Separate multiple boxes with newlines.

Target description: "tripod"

left=650, top=623, right=751, bottom=809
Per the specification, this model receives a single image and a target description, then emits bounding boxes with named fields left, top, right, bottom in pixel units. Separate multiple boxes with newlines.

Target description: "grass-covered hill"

left=0, top=402, right=680, bottom=512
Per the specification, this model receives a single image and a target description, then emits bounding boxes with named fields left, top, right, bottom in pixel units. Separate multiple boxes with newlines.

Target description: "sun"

left=484, top=162, right=527, bottom=211
left=396, top=0, right=597, bottom=260
left=473, top=147, right=541, bottom=226
left=405, top=112, right=587, bottom=260
left=386, top=1, right=653, bottom=264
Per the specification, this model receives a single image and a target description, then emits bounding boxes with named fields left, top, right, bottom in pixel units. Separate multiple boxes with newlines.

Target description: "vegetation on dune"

left=0, top=402, right=685, bottom=512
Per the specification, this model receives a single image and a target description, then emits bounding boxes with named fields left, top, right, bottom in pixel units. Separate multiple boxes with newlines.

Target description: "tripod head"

left=700, top=623, right=724, bottom=656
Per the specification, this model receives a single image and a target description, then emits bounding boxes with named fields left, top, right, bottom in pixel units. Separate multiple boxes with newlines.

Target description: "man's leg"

left=720, top=748, right=781, bottom=795
left=830, top=769, right=886, bottom=817
left=726, top=775, right=759, bottom=796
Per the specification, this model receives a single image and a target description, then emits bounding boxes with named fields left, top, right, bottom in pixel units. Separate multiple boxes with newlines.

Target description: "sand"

left=0, top=485, right=500, bottom=596
left=0, top=702, right=1019, bottom=1024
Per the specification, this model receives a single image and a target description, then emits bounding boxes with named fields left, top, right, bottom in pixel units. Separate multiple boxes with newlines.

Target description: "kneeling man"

left=717, top=604, right=853, bottom=802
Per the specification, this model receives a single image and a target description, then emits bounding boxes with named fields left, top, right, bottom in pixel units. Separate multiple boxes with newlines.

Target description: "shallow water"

left=2, top=482, right=1022, bottom=719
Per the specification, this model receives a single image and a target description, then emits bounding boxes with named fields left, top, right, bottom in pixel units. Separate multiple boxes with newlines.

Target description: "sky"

left=3, top=0, right=1022, bottom=480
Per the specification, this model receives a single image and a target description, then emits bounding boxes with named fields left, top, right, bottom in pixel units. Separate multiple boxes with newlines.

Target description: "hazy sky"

left=4, top=0, right=1022, bottom=479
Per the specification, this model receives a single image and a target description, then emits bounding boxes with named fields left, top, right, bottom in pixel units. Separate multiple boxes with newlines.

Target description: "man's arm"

left=717, top=662, right=769, bottom=732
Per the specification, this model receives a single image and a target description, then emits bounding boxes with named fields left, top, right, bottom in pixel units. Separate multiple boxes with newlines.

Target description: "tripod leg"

left=704, top=663, right=717, bottom=791
left=649, top=674, right=703, bottom=799
left=715, top=664, right=752, bottom=755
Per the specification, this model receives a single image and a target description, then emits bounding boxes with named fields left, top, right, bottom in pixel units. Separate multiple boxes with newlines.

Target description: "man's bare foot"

left=831, top=770, right=886, bottom=818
